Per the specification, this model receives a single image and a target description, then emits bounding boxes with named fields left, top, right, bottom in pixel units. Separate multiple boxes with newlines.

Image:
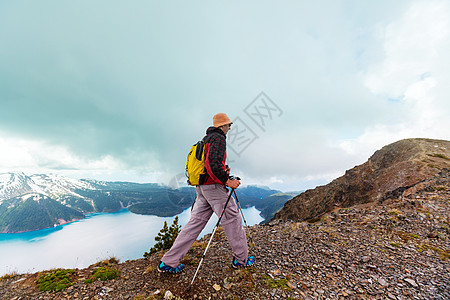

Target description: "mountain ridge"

left=273, top=138, right=450, bottom=222
left=0, top=172, right=94, bottom=203
left=0, top=172, right=290, bottom=233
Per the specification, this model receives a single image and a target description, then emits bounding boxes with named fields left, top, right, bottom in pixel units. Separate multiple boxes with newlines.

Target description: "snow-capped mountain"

left=0, top=172, right=95, bottom=203
left=0, top=172, right=37, bottom=202
left=0, top=172, right=289, bottom=233
left=0, top=172, right=196, bottom=233
left=0, top=172, right=100, bottom=233
left=28, top=173, right=95, bottom=199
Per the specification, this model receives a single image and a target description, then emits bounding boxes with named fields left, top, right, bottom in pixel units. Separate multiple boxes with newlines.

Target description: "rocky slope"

left=274, top=138, right=450, bottom=222
left=1, top=168, right=448, bottom=299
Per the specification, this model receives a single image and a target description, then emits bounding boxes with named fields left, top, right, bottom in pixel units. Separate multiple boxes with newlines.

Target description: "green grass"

left=416, top=244, right=450, bottom=261
left=397, top=231, right=420, bottom=241
left=36, top=269, right=75, bottom=292
left=262, top=275, right=293, bottom=292
left=84, top=266, right=120, bottom=284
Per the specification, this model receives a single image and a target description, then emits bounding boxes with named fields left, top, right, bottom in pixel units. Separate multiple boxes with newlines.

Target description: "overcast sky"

left=1, top=0, right=449, bottom=191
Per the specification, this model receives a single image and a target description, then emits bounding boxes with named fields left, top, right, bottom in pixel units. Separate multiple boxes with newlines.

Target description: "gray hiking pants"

left=161, top=184, right=248, bottom=267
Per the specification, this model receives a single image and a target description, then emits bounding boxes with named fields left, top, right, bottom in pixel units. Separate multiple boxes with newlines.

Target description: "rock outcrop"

left=273, top=138, right=450, bottom=222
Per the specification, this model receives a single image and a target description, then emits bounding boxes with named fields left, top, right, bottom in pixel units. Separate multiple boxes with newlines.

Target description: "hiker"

left=158, top=113, right=255, bottom=273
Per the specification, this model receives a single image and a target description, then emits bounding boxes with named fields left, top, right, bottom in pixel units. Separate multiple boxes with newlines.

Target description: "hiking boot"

left=232, top=256, right=255, bottom=268
left=157, top=261, right=185, bottom=274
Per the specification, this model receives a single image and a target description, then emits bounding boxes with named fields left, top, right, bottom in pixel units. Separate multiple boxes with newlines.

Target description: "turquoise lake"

left=0, top=207, right=263, bottom=276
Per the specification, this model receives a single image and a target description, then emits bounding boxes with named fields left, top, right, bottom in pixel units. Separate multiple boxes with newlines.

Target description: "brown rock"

left=427, top=232, right=438, bottom=238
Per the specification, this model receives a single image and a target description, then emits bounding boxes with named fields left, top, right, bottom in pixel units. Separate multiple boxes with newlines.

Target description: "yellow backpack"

left=185, top=136, right=211, bottom=186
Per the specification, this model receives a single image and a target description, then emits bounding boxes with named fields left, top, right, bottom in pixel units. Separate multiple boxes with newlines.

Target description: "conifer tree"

left=144, top=216, right=181, bottom=257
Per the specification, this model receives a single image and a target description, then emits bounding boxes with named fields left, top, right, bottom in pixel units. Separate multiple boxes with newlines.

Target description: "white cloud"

left=0, top=1, right=449, bottom=191
left=0, top=132, right=134, bottom=179
left=341, top=0, right=450, bottom=158
left=365, top=1, right=450, bottom=98
left=0, top=136, right=35, bottom=169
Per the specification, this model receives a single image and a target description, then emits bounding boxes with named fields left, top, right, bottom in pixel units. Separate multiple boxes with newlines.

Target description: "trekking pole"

left=228, top=176, right=253, bottom=244
left=232, top=189, right=253, bottom=245
left=188, top=188, right=235, bottom=291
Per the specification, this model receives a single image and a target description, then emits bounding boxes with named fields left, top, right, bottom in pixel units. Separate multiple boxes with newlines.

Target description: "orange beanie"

left=213, top=113, right=232, bottom=127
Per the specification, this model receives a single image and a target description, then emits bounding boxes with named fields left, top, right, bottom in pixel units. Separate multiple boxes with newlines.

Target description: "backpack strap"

left=195, top=134, right=216, bottom=161
left=190, top=134, right=215, bottom=211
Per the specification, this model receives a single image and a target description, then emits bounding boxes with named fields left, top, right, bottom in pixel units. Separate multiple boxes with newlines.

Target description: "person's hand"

left=226, top=179, right=240, bottom=189
left=226, top=166, right=231, bottom=175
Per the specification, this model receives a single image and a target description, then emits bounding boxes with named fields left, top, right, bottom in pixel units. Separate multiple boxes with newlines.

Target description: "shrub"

left=144, top=216, right=181, bottom=257
left=1, top=272, right=18, bottom=280
left=93, top=256, right=120, bottom=267
left=36, top=269, right=75, bottom=292
left=106, top=256, right=120, bottom=265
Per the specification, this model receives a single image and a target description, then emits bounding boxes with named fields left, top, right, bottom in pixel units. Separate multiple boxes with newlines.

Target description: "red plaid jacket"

left=203, top=126, right=228, bottom=185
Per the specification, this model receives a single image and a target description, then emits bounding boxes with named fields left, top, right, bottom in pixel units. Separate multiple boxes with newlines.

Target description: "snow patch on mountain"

left=0, top=172, right=34, bottom=202
left=82, top=179, right=109, bottom=188
left=21, top=193, right=46, bottom=203
left=29, top=173, right=94, bottom=199
left=0, top=172, right=97, bottom=203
